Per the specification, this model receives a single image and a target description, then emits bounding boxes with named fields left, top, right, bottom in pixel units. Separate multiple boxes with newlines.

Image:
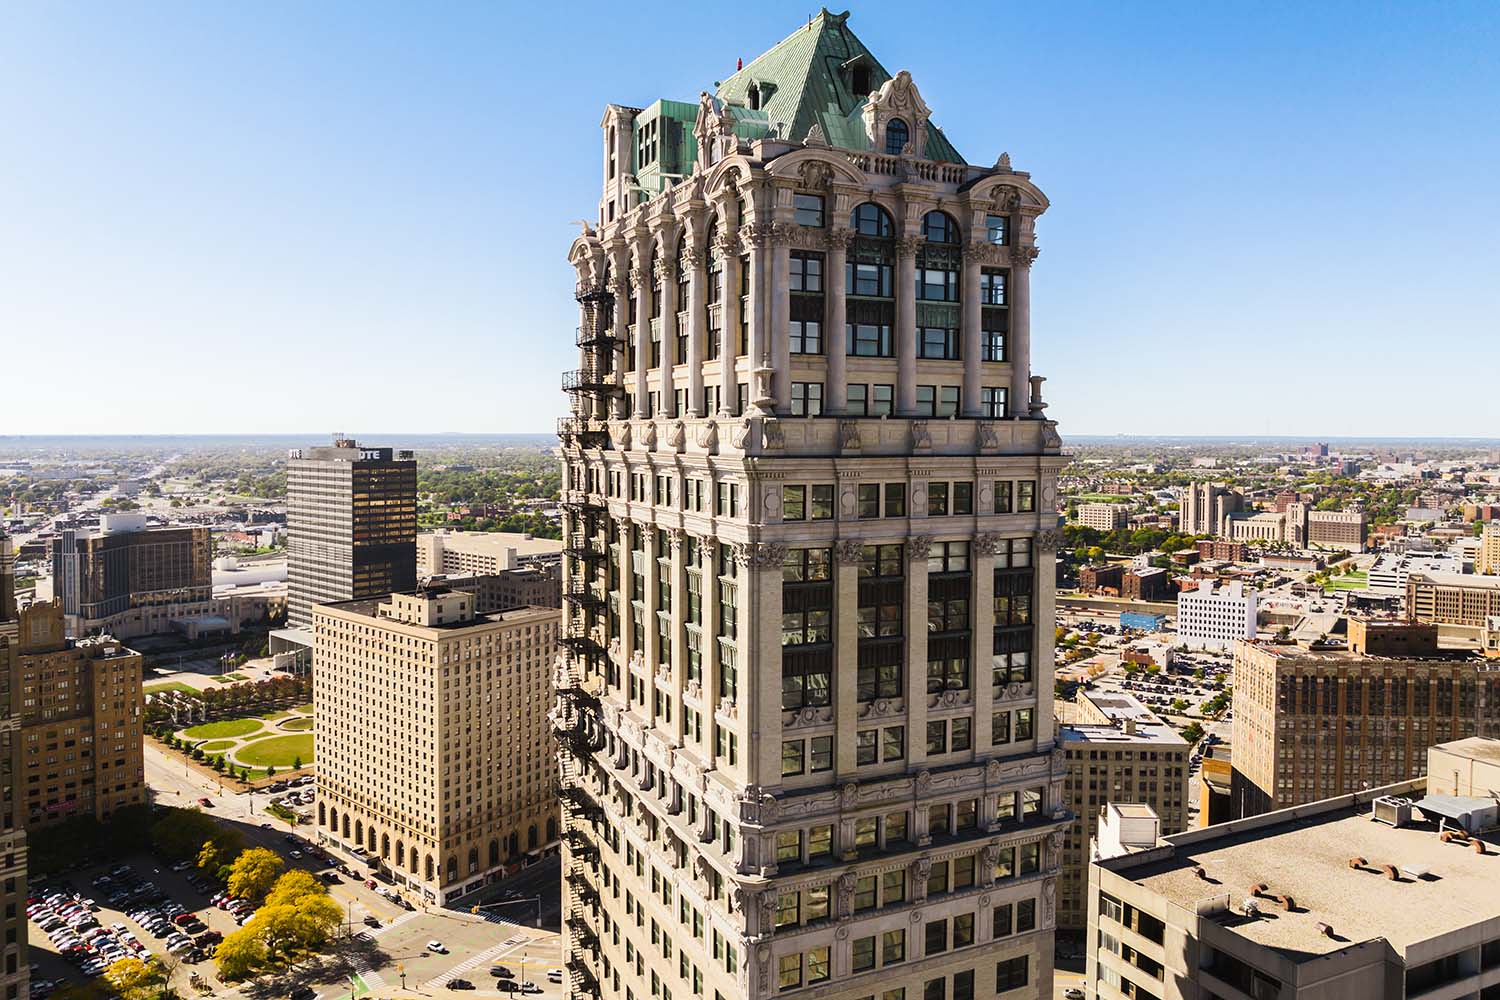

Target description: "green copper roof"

left=713, top=9, right=964, bottom=164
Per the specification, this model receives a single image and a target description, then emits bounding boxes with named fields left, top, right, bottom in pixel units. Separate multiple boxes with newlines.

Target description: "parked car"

left=445, top=980, right=475, bottom=991
left=427, top=940, right=447, bottom=954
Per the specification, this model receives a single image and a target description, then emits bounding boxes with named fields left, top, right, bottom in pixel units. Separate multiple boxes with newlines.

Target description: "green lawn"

left=234, top=734, right=314, bottom=768
left=196, top=739, right=238, bottom=753
left=211, top=673, right=250, bottom=683
left=183, top=718, right=263, bottom=739
left=292, top=703, right=313, bottom=714
left=260, top=710, right=292, bottom=720
left=144, top=681, right=199, bottom=695
left=279, top=718, right=314, bottom=732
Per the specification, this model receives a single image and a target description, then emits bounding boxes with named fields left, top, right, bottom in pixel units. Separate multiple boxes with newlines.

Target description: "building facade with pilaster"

left=553, top=12, right=1069, bottom=1000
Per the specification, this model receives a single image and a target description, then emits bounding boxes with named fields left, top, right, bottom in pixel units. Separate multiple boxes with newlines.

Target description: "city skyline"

left=4, top=1, right=1498, bottom=436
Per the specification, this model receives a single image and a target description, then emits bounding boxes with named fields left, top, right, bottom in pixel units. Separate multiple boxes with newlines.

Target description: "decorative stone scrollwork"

left=608, top=420, right=631, bottom=449
left=746, top=542, right=788, bottom=570
left=695, top=419, right=718, bottom=449
left=894, top=235, right=924, bottom=258
left=665, top=528, right=684, bottom=553
left=1043, top=880, right=1056, bottom=928
left=628, top=265, right=645, bottom=289
left=731, top=419, right=752, bottom=449
left=977, top=421, right=1000, bottom=451
left=666, top=419, right=686, bottom=448
left=914, top=769, right=932, bottom=794
left=911, top=421, right=932, bottom=451
left=1042, top=421, right=1062, bottom=451
left=740, top=221, right=775, bottom=250
left=797, top=160, right=835, bottom=191
left=973, top=533, right=1003, bottom=556
left=858, top=697, right=898, bottom=718
left=653, top=255, right=676, bottom=285
left=712, top=229, right=740, bottom=261
left=823, top=227, right=854, bottom=252
left=761, top=419, right=785, bottom=451
left=993, top=185, right=1022, bottom=211
left=1010, top=244, right=1040, bottom=267
left=907, top=535, right=934, bottom=561
left=803, top=123, right=828, bottom=148
left=1035, top=529, right=1063, bottom=553
left=838, top=419, right=862, bottom=451
left=834, top=539, right=863, bottom=566
left=640, top=420, right=657, bottom=448
left=841, top=782, right=859, bottom=810
left=769, top=222, right=800, bottom=247
left=995, top=151, right=1013, bottom=172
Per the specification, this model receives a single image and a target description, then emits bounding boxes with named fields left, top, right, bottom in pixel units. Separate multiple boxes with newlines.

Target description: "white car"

left=427, top=940, right=447, bottom=954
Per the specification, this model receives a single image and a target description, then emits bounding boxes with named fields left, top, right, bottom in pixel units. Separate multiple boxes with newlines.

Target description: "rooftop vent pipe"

left=1380, top=864, right=1399, bottom=880
left=1348, top=856, right=1367, bottom=870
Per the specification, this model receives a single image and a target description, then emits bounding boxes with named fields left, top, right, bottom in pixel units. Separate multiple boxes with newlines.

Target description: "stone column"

left=1009, top=245, right=1037, bottom=417
left=905, top=535, right=931, bottom=767
left=972, top=534, right=997, bottom=749
left=641, top=526, right=659, bottom=721
left=656, top=250, right=679, bottom=416
left=618, top=521, right=635, bottom=674
left=1033, top=526, right=1059, bottom=745
left=742, top=222, right=771, bottom=414
left=702, top=539, right=722, bottom=726
left=651, top=259, right=671, bottom=417
left=666, top=528, right=685, bottom=745
left=631, top=256, right=652, bottom=419
left=833, top=540, right=861, bottom=778
left=895, top=236, right=921, bottom=415
left=748, top=544, right=784, bottom=789
left=685, top=245, right=706, bottom=417
left=770, top=225, right=793, bottom=413
left=609, top=248, right=633, bottom=425
left=825, top=229, right=851, bottom=414
left=718, top=239, right=740, bottom=415
left=960, top=244, right=983, bottom=417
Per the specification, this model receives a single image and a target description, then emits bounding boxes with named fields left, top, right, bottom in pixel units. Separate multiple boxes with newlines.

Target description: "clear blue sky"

left=3, top=1, right=1497, bottom=438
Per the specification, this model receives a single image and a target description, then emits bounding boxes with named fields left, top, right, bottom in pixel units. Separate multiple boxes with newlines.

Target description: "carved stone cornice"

left=652, top=256, right=676, bottom=285
left=1010, top=244, right=1040, bottom=268
left=907, top=535, right=933, bottom=561
left=972, top=533, right=1004, bottom=556
left=769, top=221, right=800, bottom=248
left=628, top=266, right=645, bottom=290
left=963, top=240, right=1004, bottom=265
left=743, top=541, right=787, bottom=570
left=1035, top=528, right=1062, bottom=553
left=895, top=235, right=924, bottom=258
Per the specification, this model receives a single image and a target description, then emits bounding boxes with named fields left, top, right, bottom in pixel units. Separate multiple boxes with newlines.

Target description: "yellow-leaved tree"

left=214, top=925, right=267, bottom=980
left=226, top=847, right=285, bottom=902
left=105, top=957, right=165, bottom=1000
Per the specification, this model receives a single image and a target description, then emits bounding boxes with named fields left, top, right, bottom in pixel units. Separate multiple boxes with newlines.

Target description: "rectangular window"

left=981, top=330, right=1007, bottom=363
left=856, top=729, right=878, bottom=765
left=852, top=936, right=875, bottom=972
left=847, top=323, right=893, bottom=357
left=790, top=320, right=823, bottom=355
left=858, top=483, right=881, bottom=519
left=918, top=326, right=959, bottom=360
left=994, top=480, right=1013, bottom=514
left=924, top=919, right=948, bottom=956
left=980, top=387, right=1007, bottom=419
left=782, top=485, right=806, bottom=522
left=793, top=194, right=825, bottom=228
left=883, top=726, right=905, bottom=761
left=777, top=953, right=801, bottom=992
left=951, top=716, right=972, bottom=752
left=995, top=957, right=1028, bottom=992
left=1018, top=480, right=1036, bottom=512
left=790, top=382, right=824, bottom=416
left=986, top=215, right=1009, bottom=246
left=790, top=251, right=824, bottom=291
left=954, top=482, right=973, bottom=514
left=881, top=929, right=905, bottom=966
left=1016, top=708, right=1034, bottom=741
left=781, top=740, right=804, bottom=777
left=992, top=711, right=1011, bottom=745
left=885, top=483, right=906, bottom=517
left=808, top=825, right=832, bottom=861
left=1016, top=898, right=1036, bottom=933
left=980, top=269, right=1007, bottom=305
left=870, top=383, right=894, bottom=415
left=926, top=720, right=947, bottom=755
left=810, top=484, right=834, bottom=520
left=810, top=735, right=833, bottom=773
left=928, top=482, right=949, bottom=516
left=847, top=383, right=868, bottom=416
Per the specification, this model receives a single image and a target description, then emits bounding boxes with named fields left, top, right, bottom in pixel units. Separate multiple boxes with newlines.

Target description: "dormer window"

left=850, top=66, right=871, bottom=98
left=748, top=84, right=761, bottom=111
left=885, top=118, right=909, bottom=156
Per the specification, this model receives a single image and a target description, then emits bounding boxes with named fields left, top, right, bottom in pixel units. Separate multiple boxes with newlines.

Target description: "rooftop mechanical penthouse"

left=554, top=10, right=1070, bottom=1000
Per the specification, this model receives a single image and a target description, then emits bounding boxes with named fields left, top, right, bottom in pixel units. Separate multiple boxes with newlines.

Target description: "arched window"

left=341, top=814, right=350, bottom=839
left=468, top=848, right=479, bottom=874
left=396, top=840, right=405, bottom=868
left=546, top=817, right=558, bottom=842
left=704, top=219, right=722, bottom=362
left=528, top=825, right=539, bottom=850
left=846, top=203, right=896, bottom=367
left=355, top=820, right=363, bottom=844
left=446, top=857, right=458, bottom=882
left=381, top=833, right=390, bottom=859
left=489, top=840, right=501, bottom=867
left=916, top=211, right=962, bottom=361
left=368, top=827, right=377, bottom=852
left=319, top=803, right=328, bottom=828
left=885, top=118, right=909, bottom=156
left=425, top=854, right=434, bottom=881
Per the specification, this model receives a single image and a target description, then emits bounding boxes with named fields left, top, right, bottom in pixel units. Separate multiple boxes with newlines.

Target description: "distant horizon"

left=2, top=431, right=1499, bottom=447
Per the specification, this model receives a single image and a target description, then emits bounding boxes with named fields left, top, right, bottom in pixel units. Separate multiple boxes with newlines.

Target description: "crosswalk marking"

left=424, top=935, right=526, bottom=987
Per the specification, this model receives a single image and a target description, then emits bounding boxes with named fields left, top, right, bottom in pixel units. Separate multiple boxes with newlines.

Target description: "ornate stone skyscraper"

left=554, top=12, right=1068, bottom=1000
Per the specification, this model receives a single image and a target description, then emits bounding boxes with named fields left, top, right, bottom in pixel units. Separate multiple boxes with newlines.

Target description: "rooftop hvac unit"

left=1372, top=796, right=1415, bottom=828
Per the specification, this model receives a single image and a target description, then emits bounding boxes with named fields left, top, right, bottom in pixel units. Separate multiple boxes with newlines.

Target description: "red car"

left=198, top=797, right=213, bottom=807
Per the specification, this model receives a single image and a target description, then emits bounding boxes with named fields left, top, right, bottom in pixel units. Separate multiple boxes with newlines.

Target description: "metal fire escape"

left=558, top=284, right=619, bottom=450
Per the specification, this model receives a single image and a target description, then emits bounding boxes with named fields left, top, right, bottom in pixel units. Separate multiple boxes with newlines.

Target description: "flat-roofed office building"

left=286, top=438, right=417, bottom=628
left=312, top=586, right=559, bottom=904
left=1087, top=738, right=1500, bottom=1000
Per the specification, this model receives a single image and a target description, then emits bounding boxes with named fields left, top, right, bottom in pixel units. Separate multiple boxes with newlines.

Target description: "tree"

left=152, top=808, right=224, bottom=861
left=1181, top=722, right=1205, bottom=745
left=106, top=957, right=166, bottom=1000
left=227, top=848, right=285, bottom=902
left=265, top=765, right=276, bottom=779
left=214, top=926, right=266, bottom=980
left=292, top=756, right=302, bottom=770
left=263, top=869, right=325, bottom=908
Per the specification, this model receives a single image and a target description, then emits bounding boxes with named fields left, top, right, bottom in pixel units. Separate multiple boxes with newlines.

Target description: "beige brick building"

left=1076, top=504, right=1129, bottom=533
left=1406, top=570, right=1500, bottom=642
left=1230, top=636, right=1500, bottom=818
left=1056, top=692, right=1187, bottom=930
left=554, top=12, right=1070, bottom=1000
left=5, top=600, right=144, bottom=830
left=0, top=533, right=28, bottom=1000
left=312, top=587, right=559, bottom=904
